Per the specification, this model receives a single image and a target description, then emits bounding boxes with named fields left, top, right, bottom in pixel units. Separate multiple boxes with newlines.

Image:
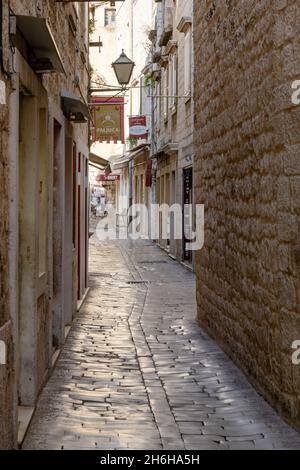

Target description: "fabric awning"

left=61, top=91, right=89, bottom=123
left=129, top=144, right=150, bottom=160
left=89, top=153, right=109, bottom=168
left=111, top=144, right=150, bottom=170
left=15, top=15, right=65, bottom=73
left=112, top=154, right=131, bottom=170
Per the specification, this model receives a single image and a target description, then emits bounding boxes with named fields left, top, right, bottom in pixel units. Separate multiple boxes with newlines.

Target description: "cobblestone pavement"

left=23, top=235, right=300, bottom=450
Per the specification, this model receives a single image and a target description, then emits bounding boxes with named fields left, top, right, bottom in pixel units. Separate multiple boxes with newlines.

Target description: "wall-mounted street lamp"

left=112, top=50, right=135, bottom=88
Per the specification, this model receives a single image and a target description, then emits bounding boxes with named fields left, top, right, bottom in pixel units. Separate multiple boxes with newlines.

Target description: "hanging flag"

left=129, top=115, right=148, bottom=140
left=145, top=159, right=152, bottom=187
left=91, top=96, right=125, bottom=143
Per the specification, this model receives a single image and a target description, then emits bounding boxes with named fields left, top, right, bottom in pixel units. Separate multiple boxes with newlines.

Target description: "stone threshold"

left=51, top=325, right=72, bottom=368
left=181, top=261, right=194, bottom=272
left=18, top=406, right=34, bottom=447
left=156, top=242, right=194, bottom=272
left=77, top=287, right=90, bottom=312
left=18, top=324, right=73, bottom=448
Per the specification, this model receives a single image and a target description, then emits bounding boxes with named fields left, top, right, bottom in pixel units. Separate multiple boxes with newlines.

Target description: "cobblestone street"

left=23, top=235, right=300, bottom=450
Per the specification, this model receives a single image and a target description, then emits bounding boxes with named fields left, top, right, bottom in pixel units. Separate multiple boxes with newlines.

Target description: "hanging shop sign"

left=129, top=115, right=147, bottom=140
left=96, top=174, right=120, bottom=182
left=91, top=96, right=125, bottom=143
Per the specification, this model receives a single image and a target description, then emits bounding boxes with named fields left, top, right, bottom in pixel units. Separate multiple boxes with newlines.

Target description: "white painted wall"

left=90, top=0, right=153, bottom=164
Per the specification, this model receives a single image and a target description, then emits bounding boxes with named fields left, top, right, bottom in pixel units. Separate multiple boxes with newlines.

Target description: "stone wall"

left=194, top=0, right=300, bottom=428
left=10, top=0, right=89, bottom=114
left=0, top=80, right=14, bottom=447
left=0, top=0, right=89, bottom=448
left=0, top=74, right=9, bottom=329
left=0, top=10, right=14, bottom=443
left=0, top=321, right=14, bottom=448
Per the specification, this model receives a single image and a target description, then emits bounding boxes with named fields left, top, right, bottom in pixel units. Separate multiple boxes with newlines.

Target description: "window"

left=184, top=28, right=192, bottom=96
left=163, top=67, right=169, bottom=120
left=104, top=9, right=116, bottom=27
left=169, top=53, right=178, bottom=108
left=168, top=59, right=172, bottom=109
left=156, top=81, right=161, bottom=128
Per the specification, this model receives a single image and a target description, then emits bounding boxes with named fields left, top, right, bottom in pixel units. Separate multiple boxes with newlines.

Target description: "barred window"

left=104, top=9, right=116, bottom=27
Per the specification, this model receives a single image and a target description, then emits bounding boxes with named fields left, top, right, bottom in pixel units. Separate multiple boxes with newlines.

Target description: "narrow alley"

left=2, top=0, right=300, bottom=457
left=23, top=234, right=300, bottom=450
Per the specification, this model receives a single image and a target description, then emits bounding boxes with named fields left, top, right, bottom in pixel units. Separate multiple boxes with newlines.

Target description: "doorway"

left=52, top=120, right=64, bottom=350
left=170, top=171, right=176, bottom=256
left=18, top=93, right=37, bottom=405
left=183, top=167, right=193, bottom=262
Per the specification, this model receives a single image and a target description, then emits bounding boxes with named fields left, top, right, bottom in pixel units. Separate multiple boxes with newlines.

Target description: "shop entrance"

left=183, top=167, right=193, bottom=262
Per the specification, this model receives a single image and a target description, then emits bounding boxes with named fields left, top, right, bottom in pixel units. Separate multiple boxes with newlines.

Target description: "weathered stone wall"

left=0, top=91, right=14, bottom=447
left=0, top=26, right=14, bottom=446
left=0, top=321, right=14, bottom=448
left=194, top=0, right=300, bottom=428
left=10, top=0, right=89, bottom=116
left=0, top=0, right=89, bottom=448
left=0, top=76, right=9, bottom=329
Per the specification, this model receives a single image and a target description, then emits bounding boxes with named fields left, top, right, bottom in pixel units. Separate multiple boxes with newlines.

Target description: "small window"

left=169, top=53, right=178, bottom=108
left=184, top=28, right=192, bottom=96
left=104, top=9, right=116, bottom=27
left=163, top=68, right=169, bottom=120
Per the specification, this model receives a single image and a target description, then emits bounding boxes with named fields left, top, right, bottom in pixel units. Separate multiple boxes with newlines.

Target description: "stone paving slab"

left=23, top=237, right=300, bottom=450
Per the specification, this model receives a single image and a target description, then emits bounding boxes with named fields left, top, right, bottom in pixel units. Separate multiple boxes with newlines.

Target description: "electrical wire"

left=99, top=88, right=127, bottom=103
left=115, top=0, right=126, bottom=18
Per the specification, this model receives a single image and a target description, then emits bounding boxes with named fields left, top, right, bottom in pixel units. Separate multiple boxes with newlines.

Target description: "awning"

left=129, top=144, right=150, bottom=160
left=61, top=91, right=90, bottom=123
left=89, top=162, right=105, bottom=172
left=160, top=142, right=178, bottom=156
left=110, top=144, right=150, bottom=170
left=15, top=15, right=65, bottom=74
left=113, top=157, right=131, bottom=170
left=89, top=153, right=109, bottom=168
left=110, top=152, right=131, bottom=170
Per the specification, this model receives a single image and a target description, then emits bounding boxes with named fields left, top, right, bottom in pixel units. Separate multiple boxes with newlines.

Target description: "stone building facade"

left=149, top=0, right=194, bottom=267
left=89, top=0, right=153, bottom=227
left=0, top=3, right=14, bottom=447
left=0, top=0, right=89, bottom=448
left=194, top=0, right=300, bottom=428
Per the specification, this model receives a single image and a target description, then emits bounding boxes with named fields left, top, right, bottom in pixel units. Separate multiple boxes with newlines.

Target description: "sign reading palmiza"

left=91, top=96, right=125, bottom=144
